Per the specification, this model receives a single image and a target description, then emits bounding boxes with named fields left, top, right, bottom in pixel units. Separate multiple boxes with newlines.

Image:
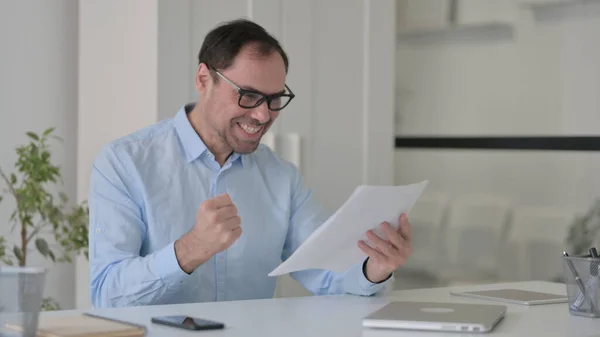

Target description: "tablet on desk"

left=450, top=289, right=568, bottom=306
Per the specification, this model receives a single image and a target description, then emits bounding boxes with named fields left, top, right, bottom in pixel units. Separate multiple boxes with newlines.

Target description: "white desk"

left=44, top=281, right=600, bottom=336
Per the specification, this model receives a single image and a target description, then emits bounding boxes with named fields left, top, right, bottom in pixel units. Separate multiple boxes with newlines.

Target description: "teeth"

left=239, top=123, right=261, bottom=134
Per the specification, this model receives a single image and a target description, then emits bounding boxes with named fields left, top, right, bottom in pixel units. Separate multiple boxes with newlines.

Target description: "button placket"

left=213, top=166, right=228, bottom=301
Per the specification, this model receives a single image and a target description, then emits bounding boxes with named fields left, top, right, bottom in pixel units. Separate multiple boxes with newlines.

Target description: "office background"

left=0, top=0, right=599, bottom=310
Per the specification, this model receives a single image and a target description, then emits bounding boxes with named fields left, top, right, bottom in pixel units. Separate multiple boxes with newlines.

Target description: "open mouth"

left=237, top=122, right=264, bottom=140
left=238, top=122, right=262, bottom=134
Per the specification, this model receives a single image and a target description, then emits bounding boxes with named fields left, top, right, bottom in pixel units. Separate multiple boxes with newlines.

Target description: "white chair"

left=502, top=206, right=574, bottom=282
left=438, top=194, right=512, bottom=285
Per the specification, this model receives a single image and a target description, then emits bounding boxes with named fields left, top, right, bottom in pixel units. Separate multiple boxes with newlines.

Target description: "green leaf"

left=10, top=173, right=16, bottom=184
left=23, top=215, right=33, bottom=227
left=13, top=246, right=23, bottom=263
left=0, top=238, right=5, bottom=260
left=41, top=297, right=61, bottom=311
left=35, top=238, right=50, bottom=257
left=43, top=128, right=55, bottom=137
left=47, top=250, right=56, bottom=262
left=26, top=132, right=39, bottom=141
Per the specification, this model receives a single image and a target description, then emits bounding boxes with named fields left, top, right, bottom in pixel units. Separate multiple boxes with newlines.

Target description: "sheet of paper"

left=269, top=180, right=429, bottom=276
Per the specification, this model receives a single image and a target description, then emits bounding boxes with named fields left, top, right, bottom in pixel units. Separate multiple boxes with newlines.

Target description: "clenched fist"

left=175, top=193, right=242, bottom=274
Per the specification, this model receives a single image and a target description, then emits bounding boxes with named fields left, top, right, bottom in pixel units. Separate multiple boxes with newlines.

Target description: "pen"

left=589, top=248, right=600, bottom=313
left=590, top=248, right=599, bottom=276
left=565, top=251, right=598, bottom=313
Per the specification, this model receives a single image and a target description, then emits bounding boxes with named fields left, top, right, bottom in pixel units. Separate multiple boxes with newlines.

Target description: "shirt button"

left=218, top=257, right=225, bottom=263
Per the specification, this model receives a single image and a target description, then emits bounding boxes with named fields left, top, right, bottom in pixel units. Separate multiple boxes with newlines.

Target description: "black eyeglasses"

left=209, top=66, right=295, bottom=111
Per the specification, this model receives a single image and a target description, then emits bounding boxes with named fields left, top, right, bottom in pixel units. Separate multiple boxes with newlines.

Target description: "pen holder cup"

left=563, top=256, right=600, bottom=318
left=0, top=267, right=47, bottom=337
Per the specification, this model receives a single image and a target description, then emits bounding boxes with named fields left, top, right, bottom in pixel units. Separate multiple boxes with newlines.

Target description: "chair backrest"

left=508, top=206, right=573, bottom=243
left=446, top=194, right=512, bottom=230
left=444, top=194, right=512, bottom=272
left=505, top=206, right=575, bottom=281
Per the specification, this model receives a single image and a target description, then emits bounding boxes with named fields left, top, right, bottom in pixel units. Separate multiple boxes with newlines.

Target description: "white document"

left=269, top=180, right=429, bottom=276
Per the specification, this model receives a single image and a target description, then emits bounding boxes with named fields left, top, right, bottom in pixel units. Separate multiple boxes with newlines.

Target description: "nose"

left=248, top=101, right=271, bottom=124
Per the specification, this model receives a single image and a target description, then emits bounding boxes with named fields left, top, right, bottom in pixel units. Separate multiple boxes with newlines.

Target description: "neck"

left=188, top=104, right=232, bottom=166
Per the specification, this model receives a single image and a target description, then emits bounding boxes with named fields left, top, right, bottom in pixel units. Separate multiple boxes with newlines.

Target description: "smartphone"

left=151, top=315, right=224, bottom=330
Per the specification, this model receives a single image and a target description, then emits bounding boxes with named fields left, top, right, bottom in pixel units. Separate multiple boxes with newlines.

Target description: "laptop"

left=362, top=301, right=507, bottom=333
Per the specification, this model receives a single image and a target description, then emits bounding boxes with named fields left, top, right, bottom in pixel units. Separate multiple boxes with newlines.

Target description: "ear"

left=195, top=63, right=213, bottom=94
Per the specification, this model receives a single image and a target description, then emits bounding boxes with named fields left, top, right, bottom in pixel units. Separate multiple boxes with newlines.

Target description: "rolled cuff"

left=154, top=241, right=190, bottom=287
left=344, top=259, right=394, bottom=296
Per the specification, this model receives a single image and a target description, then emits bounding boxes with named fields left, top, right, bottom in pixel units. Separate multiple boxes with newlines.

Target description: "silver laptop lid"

left=363, top=301, right=507, bottom=333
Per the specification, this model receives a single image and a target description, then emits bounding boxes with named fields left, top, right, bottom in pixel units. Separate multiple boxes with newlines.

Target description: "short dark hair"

left=198, top=19, right=289, bottom=74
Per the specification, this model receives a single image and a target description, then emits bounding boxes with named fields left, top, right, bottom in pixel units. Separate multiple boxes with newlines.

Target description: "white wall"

left=0, top=0, right=78, bottom=309
left=157, top=1, right=195, bottom=120
left=77, top=0, right=160, bottom=309
left=395, top=0, right=600, bottom=211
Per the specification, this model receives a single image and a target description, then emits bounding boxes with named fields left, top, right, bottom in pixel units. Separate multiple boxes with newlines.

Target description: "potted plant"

left=566, top=199, right=600, bottom=256
left=0, top=128, right=88, bottom=311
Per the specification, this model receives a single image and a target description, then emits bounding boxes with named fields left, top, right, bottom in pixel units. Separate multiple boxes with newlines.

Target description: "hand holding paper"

left=360, top=213, right=413, bottom=283
left=268, top=180, right=428, bottom=277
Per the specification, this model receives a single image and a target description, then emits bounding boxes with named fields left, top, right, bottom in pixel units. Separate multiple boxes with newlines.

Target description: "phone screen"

left=152, top=315, right=224, bottom=330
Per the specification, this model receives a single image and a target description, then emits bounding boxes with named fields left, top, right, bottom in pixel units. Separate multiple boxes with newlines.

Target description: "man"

left=89, top=19, right=412, bottom=308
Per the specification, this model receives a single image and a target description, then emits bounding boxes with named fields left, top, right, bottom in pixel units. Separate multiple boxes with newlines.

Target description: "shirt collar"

left=174, top=103, right=208, bottom=163
left=173, top=103, right=246, bottom=167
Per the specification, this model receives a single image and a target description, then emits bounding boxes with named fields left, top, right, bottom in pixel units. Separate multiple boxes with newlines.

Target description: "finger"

left=214, top=204, right=238, bottom=222
left=221, top=226, right=243, bottom=246
left=358, top=240, right=387, bottom=262
left=200, top=195, right=229, bottom=212
left=361, top=238, right=386, bottom=256
left=221, top=215, right=241, bottom=231
left=398, top=213, right=411, bottom=241
left=381, top=222, right=406, bottom=250
left=366, top=230, right=397, bottom=257
left=230, top=226, right=243, bottom=240
left=209, top=193, right=233, bottom=209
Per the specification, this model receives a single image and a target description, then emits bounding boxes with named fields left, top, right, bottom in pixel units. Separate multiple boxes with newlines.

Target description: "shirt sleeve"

left=89, top=146, right=190, bottom=308
left=280, top=165, right=394, bottom=296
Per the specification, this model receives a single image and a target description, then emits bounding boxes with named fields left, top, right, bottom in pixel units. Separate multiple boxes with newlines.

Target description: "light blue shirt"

left=89, top=103, right=392, bottom=308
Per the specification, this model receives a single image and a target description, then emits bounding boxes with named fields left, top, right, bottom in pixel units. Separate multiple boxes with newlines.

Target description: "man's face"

left=199, top=44, right=286, bottom=154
